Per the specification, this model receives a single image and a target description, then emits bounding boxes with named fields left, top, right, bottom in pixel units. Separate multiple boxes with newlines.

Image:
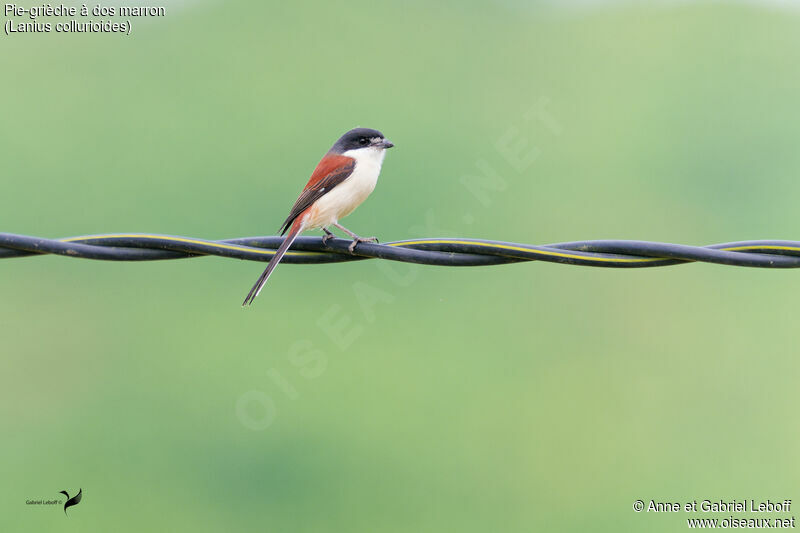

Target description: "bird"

left=59, top=488, right=82, bottom=516
left=242, top=127, right=394, bottom=306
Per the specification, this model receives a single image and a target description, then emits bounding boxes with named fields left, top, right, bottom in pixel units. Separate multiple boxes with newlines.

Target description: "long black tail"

left=242, top=224, right=303, bottom=306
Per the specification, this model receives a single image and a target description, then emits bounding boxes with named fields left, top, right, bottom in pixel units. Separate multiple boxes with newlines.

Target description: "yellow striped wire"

left=389, top=239, right=662, bottom=263
left=392, top=240, right=800, bottom=263
left=59, top=234, right=800, bottom=265
left=60, top=233, right=320, bottom=257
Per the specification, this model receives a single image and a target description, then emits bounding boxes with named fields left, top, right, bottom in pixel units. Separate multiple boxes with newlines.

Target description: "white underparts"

left=304, top=146, right=386, bottom=230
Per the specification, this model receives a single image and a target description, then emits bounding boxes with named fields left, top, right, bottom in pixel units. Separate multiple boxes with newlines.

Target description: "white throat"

left=341, top=145, right=387, bottom=169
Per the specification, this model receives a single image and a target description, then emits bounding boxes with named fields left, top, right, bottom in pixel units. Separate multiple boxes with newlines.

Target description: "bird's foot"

left=348, top=236, right=379, bottom=254
left=322, top=233, right=335, bottom=246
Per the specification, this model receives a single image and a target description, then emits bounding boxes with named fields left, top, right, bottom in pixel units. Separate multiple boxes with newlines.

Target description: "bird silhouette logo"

left=58, top=488, right=82, bottom=516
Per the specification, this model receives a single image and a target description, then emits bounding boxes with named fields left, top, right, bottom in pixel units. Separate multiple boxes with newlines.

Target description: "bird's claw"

left=348, top=236, right=379, bottom=253
left=322, top=233, right=334, bottom=246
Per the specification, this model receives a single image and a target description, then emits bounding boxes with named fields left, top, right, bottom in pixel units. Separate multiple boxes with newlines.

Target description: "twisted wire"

left=2, top=233, right=800, bottom=268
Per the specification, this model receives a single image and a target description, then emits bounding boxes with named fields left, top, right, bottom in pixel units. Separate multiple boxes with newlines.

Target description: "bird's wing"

left=278, top=154, right=355, bottom=235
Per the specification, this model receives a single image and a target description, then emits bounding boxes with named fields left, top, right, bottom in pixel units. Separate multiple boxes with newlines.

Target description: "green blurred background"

left=3, top=1, right=800, bottom=531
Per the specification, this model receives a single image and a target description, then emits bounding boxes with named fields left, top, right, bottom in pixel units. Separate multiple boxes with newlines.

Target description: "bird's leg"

left=333, top=223, right=379, bottom=253
left=321, top=227, right=335, bottom=246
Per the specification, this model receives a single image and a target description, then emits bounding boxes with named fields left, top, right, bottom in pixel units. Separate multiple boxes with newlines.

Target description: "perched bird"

left=59, top=488, right=82, bottom=516
left=242, top=127, right=394, bottom=306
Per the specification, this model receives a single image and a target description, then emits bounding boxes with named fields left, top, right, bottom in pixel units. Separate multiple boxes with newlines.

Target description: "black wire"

left=2, top=233, right=800, bottom=268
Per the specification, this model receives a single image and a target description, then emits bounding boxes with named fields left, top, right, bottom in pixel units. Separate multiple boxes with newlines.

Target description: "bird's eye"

left=359, top=138, right=369, bottom=145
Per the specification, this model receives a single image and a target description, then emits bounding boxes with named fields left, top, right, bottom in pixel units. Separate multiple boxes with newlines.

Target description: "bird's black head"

left=330, top=128, right=394, bottom=154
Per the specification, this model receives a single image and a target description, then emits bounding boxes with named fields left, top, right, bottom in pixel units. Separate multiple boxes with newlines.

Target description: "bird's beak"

left=381, top=139, right=395, bottom=149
